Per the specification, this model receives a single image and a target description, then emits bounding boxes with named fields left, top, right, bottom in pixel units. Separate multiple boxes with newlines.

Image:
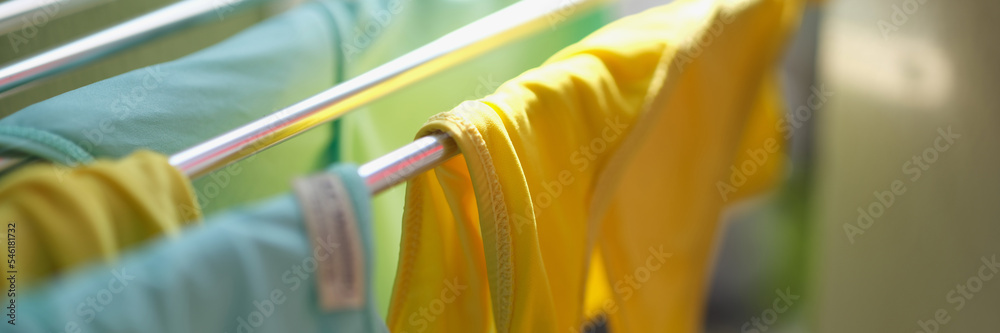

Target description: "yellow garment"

left=388, top=0, right=805, bottom=331
left=2, top=150, right=201, bottom=286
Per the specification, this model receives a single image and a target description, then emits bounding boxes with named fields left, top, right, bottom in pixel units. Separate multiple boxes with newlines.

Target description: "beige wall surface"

left=813, top=0, right=1000, bottom=331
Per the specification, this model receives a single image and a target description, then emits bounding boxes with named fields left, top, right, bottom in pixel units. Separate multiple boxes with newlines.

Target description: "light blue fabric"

left=0, top=0, right=388, bottom=214
left=0, top=0, right=359, bottom=161
left=16, top=164, right=386, bottom=333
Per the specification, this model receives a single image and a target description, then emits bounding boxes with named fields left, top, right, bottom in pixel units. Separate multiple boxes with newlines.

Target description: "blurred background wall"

left=812, top=0, right=1000, bottom=331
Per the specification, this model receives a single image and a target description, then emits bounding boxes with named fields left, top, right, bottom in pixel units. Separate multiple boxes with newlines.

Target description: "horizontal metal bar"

left=169, top=0, right=603, bottom=179
left=0, top=0, right=115, bottom=36
left=358, top=132, right=458, bottom=195
left=0, top=0, right=269, bottom=94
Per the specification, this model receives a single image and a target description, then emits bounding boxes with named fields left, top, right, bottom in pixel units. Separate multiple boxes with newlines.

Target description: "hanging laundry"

left=387, top=0, right=805, bottom=331
left=15, top=165, right=386, bottom=333
left=335, top=0, right=614, bottom=316
left=0, top=150, right=200, bottom=287
left=0, top=0, right=390, bottom=215
left=0, top=0, right=275, bottom=115
left=0, top=0, right=614, bottom=318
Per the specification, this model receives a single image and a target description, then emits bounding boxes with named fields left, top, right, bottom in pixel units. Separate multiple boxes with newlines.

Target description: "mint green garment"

left=0, top=0, right=274, bottom=116
left=0, top=0, right=386, bottom=214
left=338, top=0, right=616, bottom=315
left=16, top=164, right=387, bottom=333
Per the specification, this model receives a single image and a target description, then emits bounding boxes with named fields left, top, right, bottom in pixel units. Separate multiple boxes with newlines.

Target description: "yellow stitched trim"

left=436, top=110, right=515, bottom=333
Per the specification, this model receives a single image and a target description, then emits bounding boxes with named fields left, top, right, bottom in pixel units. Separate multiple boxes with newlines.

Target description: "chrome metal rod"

left=0, top=0, right=115, bottom=36
left=0, top=0, right=268, bottom=93
left=170, top=0, right=605, bottom=179
left=358, top=132, right=458, bottom=195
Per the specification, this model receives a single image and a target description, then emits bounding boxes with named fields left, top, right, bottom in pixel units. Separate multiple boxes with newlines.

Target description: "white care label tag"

left=292, top=173, right=366, bottom=311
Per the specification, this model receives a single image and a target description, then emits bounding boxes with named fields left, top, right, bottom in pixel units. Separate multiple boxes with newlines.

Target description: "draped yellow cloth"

left=3, top=151, right=201, bottom=287
left=387, top=0, right=805, bottom=331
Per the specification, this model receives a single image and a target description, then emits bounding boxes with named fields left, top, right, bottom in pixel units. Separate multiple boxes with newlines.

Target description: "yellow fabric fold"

left=2, top=150, right=202, bottom=287
left=388, top=0, right=805, bottom=331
